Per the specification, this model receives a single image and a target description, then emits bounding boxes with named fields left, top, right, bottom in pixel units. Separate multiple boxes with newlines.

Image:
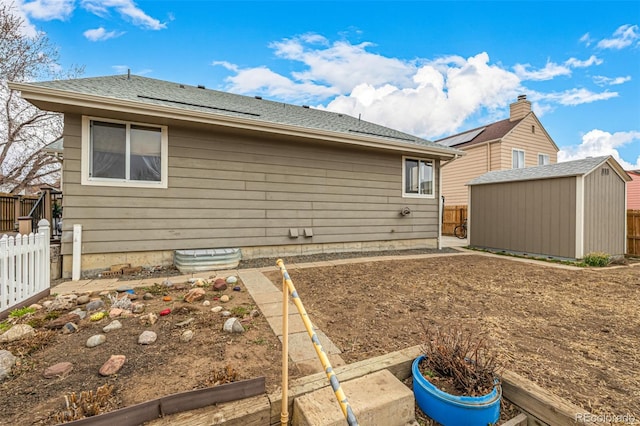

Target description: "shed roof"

left=10, top=74, right=461, bottom=158
left=467, top=156, right=632, bottom=186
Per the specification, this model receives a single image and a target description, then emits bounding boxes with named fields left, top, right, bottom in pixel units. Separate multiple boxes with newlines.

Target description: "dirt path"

left=264, top=254, right=640, bottom=418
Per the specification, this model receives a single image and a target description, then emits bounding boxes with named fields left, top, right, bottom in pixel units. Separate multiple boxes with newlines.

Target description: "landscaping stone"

left=70, top=308, right=87, bottom=320
left=42, top=300, right=52, bottom=309
left=221, top=311, right=232, bottom=317
left=211, top=306, right=223, bottom=313
left=213, top=280, right=227, bottom=291
left=43, top=362, right=73, bottom=378
left=223, top=318, right=244, bottom=333
left=46, top=313, right=80, bottom=329
left=233, top=286, right=241, bottom=292
left=161, top=279, right=173, bottom=288
left=0, top=324, right=35, bottom=342
left=184, top=288, right=206, bottom=303
left=250, top=309, right=260, bottom=318
left=140, top=313, right=158, bottom=325
left=131, top=303, right=145, bottom=314
left=86, top=300, right=106, bottom=312
left=76, top=295, right=90, bottom=305
left=0, top=350, right=17, bottom=381
left=116, top=285, right=133, bottom=293
left=138, top=331, right=157, bottom=345
left=103, top=320, right=122, bottom=333
left=48, top=294, right=77, bottom=311
left=226, top=276, right=238, bottom=284
left=202, top=300, right=210, bottom=306
left=99, top=355, right=126, bottom=376
left=109, top=308, right=123, bottom=318
left=176, top=318, right=194, bottom=327
left=220, top=295, right=230, bottom=303
left=62, top=323, right=78, bottom=334
left=86, top=334, right=106, bottom=348
left=143, top=293, right=154, bottom=300
left=180, top=330, right=194, bottom=343
left=28, top=303, right=43, bottom=311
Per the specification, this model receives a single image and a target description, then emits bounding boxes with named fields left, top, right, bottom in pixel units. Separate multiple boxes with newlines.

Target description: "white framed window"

left=538, top=153, right=550, bottom=166
left=81, top=116, right=168, bottom=188
left=403, top=157, right=434, bottom=198
left=512, top=149, right=525, bottom=169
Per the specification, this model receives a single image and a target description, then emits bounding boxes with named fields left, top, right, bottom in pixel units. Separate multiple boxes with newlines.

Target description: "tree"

left=0, top=3, right=82, bottom=194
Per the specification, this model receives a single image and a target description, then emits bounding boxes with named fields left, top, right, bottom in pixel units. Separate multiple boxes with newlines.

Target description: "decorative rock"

left=103, top=320, right=122, bottom=333
left=250, top=309, right=260, bottom=318
left=131, top=303, right=145, bottom=314
left=46, top=313, right=81, bottom=329
left=76, top=295, right=91, bottom=305
left=70, top=308, right=87, bottom=320
left=48, top=294, right=77, bottom=311
left=99, top=291, right=110, bottom=297
left=86, top=334, right=106, bottom=348
left=62, top=323, right=78, bottom=334
left=0, top=324, right=35, bottom=342
left=43, top=362, right=73, bottom=378
left=138, top=331, right=157, bottom=345
left=109, top=308, right=123, bottom=318
left=184, top=288, right=206, bottom=303
left=162, top=296, right=172, bottom=302
left=86, top=300, right=106, bottom=312
left=226, top=276, right=238, bottom=285
left=223, top=317, right=244, bottom=333
left=126, top=292, right=138, bottom=301
left=28, top=303, right=43, bottom=311
left=143, top=293, right=154, bottom=300
left=42, top=300, right=53, bottom=309
left=180, top=330, right=194, bottom=343
left=176, top=318, right=194, bottom=327
left=116, top=285, right=133, bottom=293
left=233, top=286, right=241, bottom=292
left=0, top=350, right=17, bottom=381
left=211, top=306, right=223, bottom=313
left=140, top=313, right=158, bottom=325
left=202, top=300, right=210, bottom=307
left=161, top=279, right=173, bottom=288
left=99, top=355, right=126, bottom=376
left=90, top=311, right=106, bottom=321
left=174, top=283, right=187, bottom=291
left=189, top=278, right=205, bottom=287
left=221, top=310, right=232, bottom=317
left=213, top=279, right=227, bottom=291
left=159, top=308, right=171, bottom=316
left=220, top=295, right=230, bottom=303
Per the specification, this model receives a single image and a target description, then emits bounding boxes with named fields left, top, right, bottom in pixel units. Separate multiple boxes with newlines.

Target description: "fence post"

left=38, top=219, right=51, bottom=292
left=18, top=216, right=32, bottom=235
left=13, top=195, right=21, bottom=231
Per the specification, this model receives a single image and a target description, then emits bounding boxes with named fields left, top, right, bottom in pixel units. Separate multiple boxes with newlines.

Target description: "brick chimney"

left=510, top=94, right=531, bottom=122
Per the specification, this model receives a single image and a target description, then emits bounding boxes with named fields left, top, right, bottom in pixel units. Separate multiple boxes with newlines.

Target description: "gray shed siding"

left=469, top=177, right=576, bottom=258
left=60, top=113, right=440, bottom=256
left=583, top=163, right=626, bottom=255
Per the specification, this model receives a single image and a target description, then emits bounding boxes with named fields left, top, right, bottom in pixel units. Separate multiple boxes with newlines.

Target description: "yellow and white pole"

left=277, top=259, right=358, bottom=426
left=281, top=269, right=289, bottom=425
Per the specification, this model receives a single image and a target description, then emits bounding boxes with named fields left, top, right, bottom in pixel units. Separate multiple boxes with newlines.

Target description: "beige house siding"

left=583, top=163, right=627, bottom=256
left=500, top=115, right=558, bottom=169
left=61, top=114, right=440, bottom=267
left=441, top=144, right=491, bottom=205
left=469, top=177, right=577, bottom=258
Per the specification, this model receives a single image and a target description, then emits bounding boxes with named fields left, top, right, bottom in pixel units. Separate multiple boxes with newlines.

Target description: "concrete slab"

left=295, top=354, right=346, bottom=375
left=291, top=369, right=415, bottom=426
left=281, top=330, right=341, bottom=362
left=266, top=314, right=311, bottom=336
left=250, top=291, right=285, bottom=305
left=238, top=270, right=279, bottom=294
left=258, top=301, right=298, bottom=318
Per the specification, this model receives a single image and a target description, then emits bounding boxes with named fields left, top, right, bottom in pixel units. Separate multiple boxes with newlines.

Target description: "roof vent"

left=302, top=105, right=310, bottom=108
left=179, top=84, right=184, bottom=88
left=517, top=94, right=527, bottom=101
left=197, top=85, right=205, bottom=89
left=254, top=96, right=262, bottom=100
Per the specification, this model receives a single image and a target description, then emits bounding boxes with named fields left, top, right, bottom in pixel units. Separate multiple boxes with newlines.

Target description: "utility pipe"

left=276, top=259, right=358, bottom=426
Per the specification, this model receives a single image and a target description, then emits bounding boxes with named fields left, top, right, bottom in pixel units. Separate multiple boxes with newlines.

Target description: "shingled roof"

left=12, top=74, right=461, bottom=157
left=467, top=156, right=631, bottom=186
left=435, top=117, right=522, bottom=148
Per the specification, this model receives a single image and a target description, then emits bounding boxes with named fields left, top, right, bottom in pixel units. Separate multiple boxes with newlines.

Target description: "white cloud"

left=514, top=56, right=602, bottom=81
left=80, top=0, right=166, bottom=30
left=558, top=129, right=640, bottom=170
left=0, top=0, right=38, bottom=37
left=565, top=55, right=602, bottom=68
left=597, top=24, right=640, bottom=50
left=579, top=32, right=592, bottom=47
left=22, top=0, right=74, bottom=20
left=539, top=88, right=618, bottom=106
left=212, top=61, right=239, bottom=72
left=83, top=27, right=124, bottom=41
left=593, top=75, right=632, bottom=86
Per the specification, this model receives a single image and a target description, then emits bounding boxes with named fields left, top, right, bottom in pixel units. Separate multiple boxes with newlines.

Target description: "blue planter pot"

left=412, top=355, right=501, bottom=426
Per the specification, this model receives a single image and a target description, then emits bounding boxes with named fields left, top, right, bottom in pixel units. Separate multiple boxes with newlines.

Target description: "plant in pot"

left=412, top=326, right=502, bottom=426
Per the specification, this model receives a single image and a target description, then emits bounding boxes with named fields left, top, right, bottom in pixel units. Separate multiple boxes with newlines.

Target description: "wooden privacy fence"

left=0, top=189, right=62, bottom=238
left=628, top=210, right=640, bottom=256
left=442, top=205, right=468, bottom=236
left=0, top=193, right=38, bottom=233
left=0, top=219, right=51, bottom=317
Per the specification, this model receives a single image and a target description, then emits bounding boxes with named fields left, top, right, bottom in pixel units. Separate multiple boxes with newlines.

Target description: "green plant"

left=9, top=306, right=36, bottom=318
left=583, top=252, right=611, bottom=267
left=231, top=306, right=249, bottom=317
left=0, top=321, right=10, bottom=333
left=44, top=311, right=60, bottom=320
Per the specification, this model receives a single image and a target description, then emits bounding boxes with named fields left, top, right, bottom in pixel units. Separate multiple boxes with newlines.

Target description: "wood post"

left=18, top=216, right=32, bottom=235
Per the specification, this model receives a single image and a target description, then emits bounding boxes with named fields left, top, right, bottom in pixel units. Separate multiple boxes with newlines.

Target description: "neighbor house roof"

left=10, top=74, right=462, bottom=160
left=436, top=118, right=522, bottom=148
left=467, top=156, right=632, bottom=186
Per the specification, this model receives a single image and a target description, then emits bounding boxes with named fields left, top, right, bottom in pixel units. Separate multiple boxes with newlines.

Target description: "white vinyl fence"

left=0, top=219, right=51, bottom=315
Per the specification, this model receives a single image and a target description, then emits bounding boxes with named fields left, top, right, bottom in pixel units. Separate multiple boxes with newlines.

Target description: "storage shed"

left=467, top=156, right=631, bottom=259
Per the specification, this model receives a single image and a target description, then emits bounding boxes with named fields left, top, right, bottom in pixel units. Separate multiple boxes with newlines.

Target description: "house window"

left=403, top=157, right=434, bottom=197
left=82, top=117, right=168, bottom=188
left=512, top=149, right=525, bottom=169
left=538, top=154, right=550, bottom=166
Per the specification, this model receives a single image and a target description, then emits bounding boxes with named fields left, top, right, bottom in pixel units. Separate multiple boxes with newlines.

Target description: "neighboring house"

left=467, top=156, right=631, bottom=259
left=10, top=74, right=462, bottom=278
left=627, top=170, right=640, bottom=209
left=436, top=95, right=559, bottom=206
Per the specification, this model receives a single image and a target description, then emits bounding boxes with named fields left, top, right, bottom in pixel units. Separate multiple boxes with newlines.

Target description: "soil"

left=1, top=251, right=638, bottom=425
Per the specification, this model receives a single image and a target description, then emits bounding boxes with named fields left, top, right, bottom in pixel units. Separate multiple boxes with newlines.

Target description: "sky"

left=4, top=0, right=640, bottom=169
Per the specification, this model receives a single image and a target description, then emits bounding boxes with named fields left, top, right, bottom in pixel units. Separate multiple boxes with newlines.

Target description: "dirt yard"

left=0, top=252, right=638, bottom=424
left=264, top=254, right=640, bottom=419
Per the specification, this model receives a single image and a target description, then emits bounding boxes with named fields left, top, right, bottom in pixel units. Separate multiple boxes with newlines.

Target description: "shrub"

left=9, top=306, right=36, bottom=318
left=583, top=252, right=611, bottom=267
